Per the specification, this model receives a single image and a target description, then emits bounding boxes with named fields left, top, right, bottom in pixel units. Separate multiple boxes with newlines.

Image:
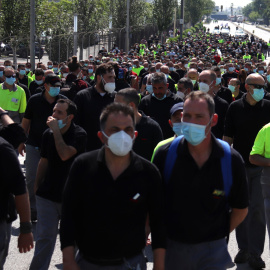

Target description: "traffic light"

left=221, top=5, right=223, bottom=12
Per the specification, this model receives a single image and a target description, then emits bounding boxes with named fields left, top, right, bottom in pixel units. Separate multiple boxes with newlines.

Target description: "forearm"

left=15, top=193, right=31, bottom=222
left=153, top=248, right=166, bottom=270
left=35, top=158, right=48, bottom=191
left=21, top=118, right=31, bottom=135
left=223, top=136, right=233, bottom=146
left=249, top=154, right=270, bottom=167
left=63, top=246, right=76, bottom=263
left=0, top=114, right=14, bottom=126
left=53, top=128, right=77, bottom=161
left=230, top=207, right=248, bottom=232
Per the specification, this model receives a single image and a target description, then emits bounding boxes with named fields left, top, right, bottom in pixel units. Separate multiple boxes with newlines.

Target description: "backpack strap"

left=164, top=135, right=184, bottom=184
left=217, top=139, right=232, bottom=199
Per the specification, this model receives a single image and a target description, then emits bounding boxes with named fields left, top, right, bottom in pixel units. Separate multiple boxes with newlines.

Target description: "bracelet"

left=0, top=111, right=8, bottom=117
left=20, top=222, right=32, bottom=234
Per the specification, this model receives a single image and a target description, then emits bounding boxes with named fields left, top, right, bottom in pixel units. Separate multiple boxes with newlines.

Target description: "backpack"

left=164, top=136, right=232, bottom=199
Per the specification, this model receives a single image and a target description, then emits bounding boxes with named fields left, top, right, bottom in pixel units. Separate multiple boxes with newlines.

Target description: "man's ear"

left=97, top=131, right=106, bottom=144
left=211, top=113, right=218, bottom=127
left=134, top=131, right=138, bottom=138
left=168, top=119, right=173, bottom=128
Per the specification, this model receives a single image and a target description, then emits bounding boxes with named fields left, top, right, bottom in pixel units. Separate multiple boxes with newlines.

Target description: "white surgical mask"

left=102, top=76, right=115, bottom=93
left=176, top=91, right=185, bottom=99
left=199, top=82, right=211, bottom=93
left=102, top=130, right=134, bottom=156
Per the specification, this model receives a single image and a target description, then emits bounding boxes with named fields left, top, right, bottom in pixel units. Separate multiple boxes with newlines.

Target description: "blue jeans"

left=0, top=221, right=11, bottom=270
left=25, top=144, right=41, bottom=215
left=165, top=238, right=233, bottom=270
left=236, top=166, right=266, bottom=255
left=76, top=251, right=147, bottom=270
left=29, top=196, right=61, bottom=270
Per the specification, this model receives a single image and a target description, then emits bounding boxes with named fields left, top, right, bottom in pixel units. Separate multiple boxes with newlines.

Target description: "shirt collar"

left=2, top=82, right=17, bottom=91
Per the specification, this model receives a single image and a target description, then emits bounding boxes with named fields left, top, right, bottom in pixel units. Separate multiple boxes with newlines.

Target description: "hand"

left=18, top=233, right=34, bottom=253
left=47, top=116, right=59, bottom=131
left=0, top=107, right=5, bottom=114
left=63, top=261, right=80, bottom=270
left=18, top=143, right=26, bottom=156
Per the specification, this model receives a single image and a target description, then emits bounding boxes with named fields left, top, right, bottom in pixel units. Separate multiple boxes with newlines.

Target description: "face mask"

left=58, top=117, right=67, bottom=129
left=169, top=67, right=175, bottom=71
left=228, top=85, right=235, bottom=93
left=90, top=58, right=94, bottom=61
left=252, top=88, right=264, bottom=102
left=253, top=69, right=257, bottom=73
left=102, top=76, right=115, bottom=93
left=156, top=69, right=160, bottom=72
left=191, top=79, right=197, bottom=85
left=35, top=79, right=43, bottom=85
left=199, top=82, right=211, bottom=93
left=83, top=76, right=87, bottom=80
left=48, top=86, right=60, bottom=97
left=244, top=68, right=249, bottom=72
left=5, top=77, right=15, bottom=85
left=184, top=64, right=188, bottom=68
left=0, top=71, right=3, bottom=77
left=258, top=70, right=264, bottom=75
left=84, top=64, right=88, bottom=67
left=128, top=67, right=132, bottom=71
left=53, top=68, right=58, bottom=72
left=267, top=74, right=270, bottom=83
left=172, top=122, right=183, bottom=136
left=88, top=69, right=94, bottom=73
left=97, top=60, right=100, bottom=63
left=63, top=73, right=68, bottom=78
left=181, top=118, right=212, bottom=146
left=220, top=69, right=225, bottom=73
left=48, top=65, right=53, bottom=69
left=19, top=70, right=26, bottom=75
left=102, top=130, right=133, bottom=156
left=229, top=67, right=234, bottom=72
left=176, top=91, right=185, bottom=99
left=215, top=78, right=221, bottom=85
left=5, top=66, right=11, bottom=69
left=144, top=68, right=148, bottom=71
left=152, top=93, right=166, bottom=100
left=146, top=84, right=153, bottom=94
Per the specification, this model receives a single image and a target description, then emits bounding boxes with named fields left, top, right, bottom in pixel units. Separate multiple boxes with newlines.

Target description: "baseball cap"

left=170, top=102, right=183, bottom=116
left=45, top=74, right=61, bottom=86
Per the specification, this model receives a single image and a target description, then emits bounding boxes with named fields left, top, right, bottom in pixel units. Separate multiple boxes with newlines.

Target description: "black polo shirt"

left=222, top=72, right=238, bottom=87
left=224, top=94, right=270, bottom=166
left=212, top=95, right=228, bottom=139
left=153, top=135, right=248, bottom=244
left=216, top=86, right=233, bottom=104
left=133, top=111, right=163, bottom=160
left=24, top=91, right=67, bottom=148
left=60, top=147, right=166, bottom=259
left=74, top=86, right=114, bottom=151
left=139, top=92, right=182, bottom=139
left=36, top=123, right=87, bottom=202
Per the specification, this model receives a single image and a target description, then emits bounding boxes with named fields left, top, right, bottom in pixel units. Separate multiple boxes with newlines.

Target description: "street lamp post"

left=125, top=0, right=130, bottom=53
left=180, top=0, right=184, bottom=40
left=73, top=14, right=78, bottom=56
left=30, top=0, right=35, bottom=70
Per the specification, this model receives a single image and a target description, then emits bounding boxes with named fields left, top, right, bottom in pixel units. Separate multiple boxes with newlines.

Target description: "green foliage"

left=243, top=0, right=270, bottom=24
left=248, top=11, right=260, bottom=22
left=242, top=3, right=253, bottom=18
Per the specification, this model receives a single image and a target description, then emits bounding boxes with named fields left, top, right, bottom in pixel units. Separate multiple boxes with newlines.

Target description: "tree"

left=153, top=0, right=176, bottom=42
left=249, top=11, right=260, bottom=22
left=242, top=3, right=253, bottom=18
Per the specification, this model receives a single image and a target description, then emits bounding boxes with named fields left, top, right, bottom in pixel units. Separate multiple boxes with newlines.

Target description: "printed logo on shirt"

left=212, top=189, right=225, bottom=199
left=11, top=98, right=18, bottom=103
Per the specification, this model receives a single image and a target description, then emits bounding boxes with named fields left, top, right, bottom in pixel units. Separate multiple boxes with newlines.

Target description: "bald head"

left=161, top=65, right=169, bottom=74
left=246, top=73, right=265, bottom=85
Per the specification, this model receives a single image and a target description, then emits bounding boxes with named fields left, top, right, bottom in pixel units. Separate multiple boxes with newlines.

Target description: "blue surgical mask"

left=229, top=67, right=234, bottom=72
left=244, top=68, right=249, bottom=72
left=253, top=69, right=257, bottom=73
left=156, top=69, right=160, bottom=72
left=267, top=74, right=270, bottom=83
left=53, top=67, right=58, bottom=73
left=258, top=70, right=264, bottom=75
left=152, top=93, right=166, bottom=100
left=48, top=86, right=60, bottom=97
left=216, top=78, right=221, bottom=85
left=0, top=71, right=3, bottom=77
left=181, top=118, right=211, bottom=146
left=58, top=118, right=67, bottom=129
left=172, top=123, right=183, bottom=136
left=146, top=85, right=153, bottom=94
left=228, top=85, right=235, bottom=93
left=252, top=88, right=264, bottom=102
left=169, top=67, right=174, bottom=71
left=35, top=79, right=43, bottom=85
left=19, top=70, right=26, bottom=75
left=5, top=66, right=11, bottom=69
left=83, top=76, right=87, bottom=80
left=144, top=68, right=148, bottom=71
left=128, top=67, right=132, bottom=71
left=84, top=63, right=88, bottom=67
left=88, top=69, right=93, bottom=73
left=48, top=65, right=53, bottom=69
left=5, top=77, right=15, bottom=85
left=26, top=68, right=30, bottom=72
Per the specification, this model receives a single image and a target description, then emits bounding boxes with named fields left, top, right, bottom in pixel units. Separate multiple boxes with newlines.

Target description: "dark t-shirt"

left=224, top=95, right=270, bottom=166
left=74, top=86, right=114, bottom=151
left=36, top=123, right=87, bottom=202
left=133, top=112, right=163, bottom=160
left=139, top=92, right=182, bottom=139
left=216, top=86, right=233, bottom=104
left=24, top=91, right=67, bottom=147
left=153, top=136, right=248, bottom=244
left=222, top=72, right=238, bottom=87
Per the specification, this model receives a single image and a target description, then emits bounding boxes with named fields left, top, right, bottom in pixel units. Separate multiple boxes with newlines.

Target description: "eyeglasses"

left=248, top=84, right=265, bottom=89
left=5, top=74, right=16, bottom=78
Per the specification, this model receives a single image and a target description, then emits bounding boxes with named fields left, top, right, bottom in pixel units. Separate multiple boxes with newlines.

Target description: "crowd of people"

left=1, top=23, right=270, bottom=270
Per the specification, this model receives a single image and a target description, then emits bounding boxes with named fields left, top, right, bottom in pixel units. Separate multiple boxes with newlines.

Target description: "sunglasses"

left=5, top=74, right=16, bottom=78
left=248, top=84, right=265, bottom=89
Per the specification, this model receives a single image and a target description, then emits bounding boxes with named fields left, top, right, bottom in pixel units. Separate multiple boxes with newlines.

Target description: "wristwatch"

left=0, top=111, right=8, bottom=117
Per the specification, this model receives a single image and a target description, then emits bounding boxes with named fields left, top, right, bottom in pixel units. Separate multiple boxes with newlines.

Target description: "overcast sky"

left=214, top=0, right=253, bottom=8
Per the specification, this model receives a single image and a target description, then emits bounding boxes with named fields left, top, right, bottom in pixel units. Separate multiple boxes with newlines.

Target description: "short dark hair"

left=178, top=77, right=194, bottom=91
left=152, top=72, right=167, bottom=85
left=100, top=103, right=135, bottom=131
left=185, top=91, right=215, bottom=116
left=212, top=66, right=220, bottom=72
left=35, top=68, right=44, bottom=76
left=57, top=99, right=77, bottom=116
left=18, top=64, right=25, bottom=69
left=95, top=63, right=114, bottom=78
left=68, top=56, right=80, bottom=72
left=116, top=88, right=140, bottom=108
